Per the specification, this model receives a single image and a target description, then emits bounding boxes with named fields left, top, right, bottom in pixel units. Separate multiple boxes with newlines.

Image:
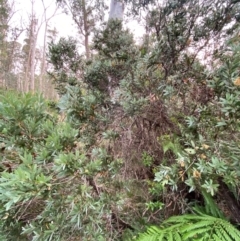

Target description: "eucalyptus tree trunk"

left=109, top=0, right=124, bottom=20
left=82, top=0, right=90, bottom=59
left=39, top=0, right=58, bottom=93
left=24, top=16, right=38, bottom=92
left=29, top=18, right=38, bottom=91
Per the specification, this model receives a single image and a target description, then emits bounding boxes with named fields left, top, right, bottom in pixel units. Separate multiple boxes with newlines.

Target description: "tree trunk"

left=39, top=0, right=58, bottom=94
left=39, top=22, right=47, bottom=93
left=82, top=0, right=90, bottom=59
left=109, top=0, right=124, bottom=20
left=29, top=18, right=38, bottom=92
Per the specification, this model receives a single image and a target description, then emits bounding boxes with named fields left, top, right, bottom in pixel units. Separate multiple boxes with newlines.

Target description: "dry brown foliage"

left=107, top=99, right=177, bottom=180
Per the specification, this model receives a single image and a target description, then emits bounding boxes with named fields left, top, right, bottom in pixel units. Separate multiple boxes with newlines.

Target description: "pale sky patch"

left=10, top=0, right=144, bottom=51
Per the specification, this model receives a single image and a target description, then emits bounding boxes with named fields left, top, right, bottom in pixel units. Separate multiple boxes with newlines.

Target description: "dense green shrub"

left=0, top=92, right=141, bottom=240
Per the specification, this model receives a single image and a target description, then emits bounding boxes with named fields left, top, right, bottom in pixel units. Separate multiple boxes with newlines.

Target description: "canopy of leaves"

left=48, top=37, right=83, bottom=95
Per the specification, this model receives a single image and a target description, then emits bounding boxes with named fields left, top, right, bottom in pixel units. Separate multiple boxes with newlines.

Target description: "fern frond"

left=173, top=232, right=181, bottom=241
left=136, top=224, right=182, bottom=241
left=213, top=233, right=222, bottom=241
left=166, top=231, right=174, bottom=241
left=180, top=220, right=213, bottom=232
left=217, top=226, right=232, bottom=241
left=219, top=219, right=240, bottom=240
left=137, top=226, right=163, bottom=241
left=165, top=214, right=196, bottom=223
left=182, top=227, right=211, bottom=240
left=135, top=212, right=240, bottom=241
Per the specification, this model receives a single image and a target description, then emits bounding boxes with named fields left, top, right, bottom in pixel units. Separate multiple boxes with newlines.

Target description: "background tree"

left=0, top=0, right=16, bottom=88
left=39, top=0, right=58, bottom=93
left=109, top=0, right=124, bottom=20
left=21, top=0, right=59, bottom=93
left=0, top=0, right=10, bottom=88
left=57, top=0, right=106, bottom=59
left=48, top=36, right=83, bottom=95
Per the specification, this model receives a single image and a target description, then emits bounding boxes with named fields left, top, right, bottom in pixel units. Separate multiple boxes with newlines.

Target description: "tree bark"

left=109, top=0, right=124, bottom=20
left=82, top=0, right=90, bottom=59
left=29, top=18, right=38, bottom=91
left=39, top=0, right=58, bottom=92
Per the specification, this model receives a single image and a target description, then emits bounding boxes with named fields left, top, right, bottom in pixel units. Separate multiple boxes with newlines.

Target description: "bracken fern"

left=135, top=211, right=240, bottom=241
